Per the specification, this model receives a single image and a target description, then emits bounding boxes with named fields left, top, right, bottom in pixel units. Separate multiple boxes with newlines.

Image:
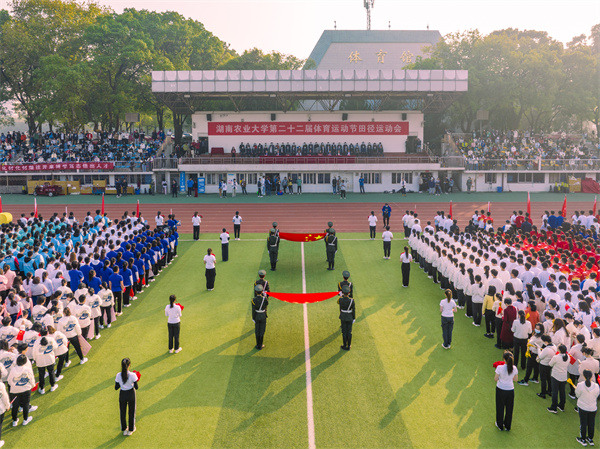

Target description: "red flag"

left=132, top=370, right=141, bottom=382
left=527, top=192, right=531, bottom=217
left=561, top=194, right=567, bottom=218
left=267, top=291, right=339, bottom=304
left=492, top=361, right=506, bottom=368
left=78, top=334, right=92, bottom=356
left=101, top=193, right=105, bottom=215
left=594, top=196, right=597, bottom=217
left=279, top=232, right=327, bottom=242
left=31, top=382, right=39, bottom=393
left=176, top=303, right=184, bottom=311
left=34, top=198, right=38, bottom=218
left=129, top=287, right=134, bottom=297
left=136, top=200, right=140, bottom=218
left=0, top=195, right=3, bottom=213
left=449, top=200, right=453, bottom=218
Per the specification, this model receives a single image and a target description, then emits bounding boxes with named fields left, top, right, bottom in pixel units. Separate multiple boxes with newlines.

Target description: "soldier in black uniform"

left=267, top=229, right=279, bottom=271
left=338, top=285, right=355, bottom=350
left=337, top=270, right=353, bottom=298
left=272, top=221, right=280, bottom=252
left=254, top=269, right=270, bottom=295
left=325, top=228, right=337, bottom=270
left=324, top=221, right=333, bottom=260
left=251, top=284, right=268, bottom=350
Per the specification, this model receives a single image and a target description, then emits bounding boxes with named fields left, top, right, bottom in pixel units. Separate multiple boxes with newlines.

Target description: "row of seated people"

left=235, top=142, right=384, bottom=157
left=454, top=131, right=595, bottom=162
left=1, top=141, right=163, bottom=164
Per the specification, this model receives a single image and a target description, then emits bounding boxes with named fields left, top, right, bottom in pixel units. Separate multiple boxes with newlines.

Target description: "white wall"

left=192, top=111, right=423, bottom=154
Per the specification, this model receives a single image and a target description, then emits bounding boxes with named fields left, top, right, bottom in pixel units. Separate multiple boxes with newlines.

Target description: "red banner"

left=267, top=291, right=339, bottom=304
left=1, top=162, right=115, bottom=172
left=279, top=232, right=327, bottom=242
left=209, top=121, right=408, bottom=136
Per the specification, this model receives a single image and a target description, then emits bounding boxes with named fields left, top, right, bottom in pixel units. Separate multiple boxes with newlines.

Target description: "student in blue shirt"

left=108, top=266, right=124, bottom=316
left=122, top=262, right=133, bottom=308
left=101, top=260, right=113, bottom=285
left=68, top=262, right=84, bottom=292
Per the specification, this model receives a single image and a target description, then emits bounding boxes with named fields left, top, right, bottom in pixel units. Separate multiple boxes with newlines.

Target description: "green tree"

left=0, top=0, right=103, bottom=133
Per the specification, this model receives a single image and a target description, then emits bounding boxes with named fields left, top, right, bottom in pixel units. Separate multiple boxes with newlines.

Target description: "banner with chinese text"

left=208, top=121, right=408, bottom=136
left=1, top=162, right=115, bottom=172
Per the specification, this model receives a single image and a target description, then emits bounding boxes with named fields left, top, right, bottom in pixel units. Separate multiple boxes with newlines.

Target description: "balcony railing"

left=179, top=154, right=435, bottom=165
left=463, top=159, right=600, bottom=171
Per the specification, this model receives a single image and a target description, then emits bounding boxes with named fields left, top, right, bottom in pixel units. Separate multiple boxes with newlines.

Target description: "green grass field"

left=3, top=233, right=582, bottom=448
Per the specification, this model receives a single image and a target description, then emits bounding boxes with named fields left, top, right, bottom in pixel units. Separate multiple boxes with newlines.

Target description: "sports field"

left=2, top=230, right=583, bottom=448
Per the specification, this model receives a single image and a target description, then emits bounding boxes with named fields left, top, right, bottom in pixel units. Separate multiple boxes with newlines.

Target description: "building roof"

left=307, top=30, right=443, bottom=68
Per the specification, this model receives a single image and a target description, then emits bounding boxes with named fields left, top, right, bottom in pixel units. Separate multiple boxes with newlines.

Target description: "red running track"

left=6, top=200, right=594, bottom=234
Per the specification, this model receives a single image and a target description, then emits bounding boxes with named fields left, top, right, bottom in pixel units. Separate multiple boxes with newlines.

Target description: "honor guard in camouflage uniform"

left=337, top=270, right=353, bottom=298
left=338, top=285, right=355, bottom=350
left=325, top=228, right=338, bottom=270
left=251, top=284, right=268, bottom=350
left=254, top=269, right=270, bottom=296
left=267, top=229, right=279, bottom=271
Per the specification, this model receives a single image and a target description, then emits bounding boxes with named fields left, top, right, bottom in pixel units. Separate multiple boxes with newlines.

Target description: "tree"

left=0, top=0, right=103, bottom=133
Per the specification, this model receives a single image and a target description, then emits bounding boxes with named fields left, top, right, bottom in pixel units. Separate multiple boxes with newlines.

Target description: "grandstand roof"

left=152, top=69, right=467, bottom=114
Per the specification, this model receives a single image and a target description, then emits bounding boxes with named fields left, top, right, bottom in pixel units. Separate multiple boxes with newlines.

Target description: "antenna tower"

left=364, top=0, right=374, bottom=30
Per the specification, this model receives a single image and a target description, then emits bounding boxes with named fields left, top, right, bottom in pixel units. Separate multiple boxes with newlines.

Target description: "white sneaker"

left=0, top=439, right=5, bottom=447
left=28, top=405, right=38, bottom=412
left=95, top=334, right=101, bottom=340
left=38, top=388, right=45, bottom=395
left=175, top=347, right=182, bottom=353
left=22, top=416, right=32, bottom=426
left=12, top=420, right=19, bottom=427
left=123, top=430, right=130, bottom=436
left=80, top=358, right=88, bottom=365
left=50, top=384, right=58, bottom=392
left=132, top=296, right=137, bottom=300
left=107, top=324, right=111, bottom=328
left=99, top=325, right=104, bottom=329
left=129, top=427, right=136, bottom=434
left=56, top=375, right=64, bottom=381
left=169, top=349, right=174, bottom=354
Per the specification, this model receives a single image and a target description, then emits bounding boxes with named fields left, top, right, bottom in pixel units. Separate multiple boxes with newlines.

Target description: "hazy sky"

left=75, top=0, right=600, bottom=59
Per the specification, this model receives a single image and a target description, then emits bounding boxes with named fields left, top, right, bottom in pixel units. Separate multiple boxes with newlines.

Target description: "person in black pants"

left=192, top=212, right=201, bottom=241
left=400, top=247, right=413, bottom=287
left=165, top=294, right=182, bottom=354
left=115, top=358, right=138, bottom=436
left=338, top=285, right=355, bottom=350
left=220, top=228, right=230, bottom=262
left=232, top=212, right=242, bottom=240
left=252, top=285, right=268, bottom=350
left=494, top=351, right=518, bottom=431
left=9, top=355, right=34, bottom=427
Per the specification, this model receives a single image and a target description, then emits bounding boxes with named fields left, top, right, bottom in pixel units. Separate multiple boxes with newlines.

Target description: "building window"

left=484, top=173, right=497, bottom=183
left=533, top=173, right=545, bottom=183
left=317, top=173, right=331, bottom=184
left=303, top=173, right=316, bottom=184
left=361, top=172, right=382, bottom=184
left=207, top=173, right=226, bottom=185
left=392, top=173, right=413, bottom=184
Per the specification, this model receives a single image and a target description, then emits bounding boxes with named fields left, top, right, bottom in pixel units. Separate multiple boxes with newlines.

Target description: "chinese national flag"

left=527, top=192, right=531, bottom=217
left=0, top=195, right=3, bottom=213
left=594, top=196, right=597, bottom=217
left=279, top=232, right=327, bottom=242
left=561, top=194, right=567, bottom=218
left=267, top=291, right=339, bottom=304
left=449, top=200, right=453, bottom=218
left=136, top=200, right=140, bottom=218
left=101, top=193, right=105, bottom=215
left=34, top=198, right=38, bottom=218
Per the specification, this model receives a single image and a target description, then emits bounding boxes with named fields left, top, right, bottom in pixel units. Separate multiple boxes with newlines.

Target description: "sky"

left=77, top=0, right=600, bottom=59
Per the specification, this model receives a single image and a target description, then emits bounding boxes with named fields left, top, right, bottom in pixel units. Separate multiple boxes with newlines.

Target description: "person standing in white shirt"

left=192, top=212, right=201, bottom=241
left=155, top=212, right=164, bottom=228
left=165, top=295, right=182, bottom=354
left=576, top=369, right=600, bottom=446
left=220, top=228, right=230, bottom=261
left=440, top=289, right=457, bottom=349
left=400, top=247, right=413, bottom=287
left=232, top=212, right=243, bottom=240
left=203, top=248, right=217, bottom=291
left=382, top=226, right=393, bottom=260
left=0, top=370, right=10, bottom=446
left=368, top=211, right=378, bottom=240
left=495, top=351, right=518, bottom=431
left=115, top=358, right=138, bottom=436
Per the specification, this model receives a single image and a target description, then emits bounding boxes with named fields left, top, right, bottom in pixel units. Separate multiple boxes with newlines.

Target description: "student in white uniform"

left=32, top=327, right=58, bottom=395
left=548, top=344, right=569, bottom=413
left=192, top=212, right=201, bottom=241
left=48, top=325, right=69, bottom=381
left=382, top=226, right=393, bottom=260
left=495, top=350, right=518, bottom=431
left=8, top=354, right=36, bottom=427
left=115, top=358, right=138, bottom=436
left=220, top=229, right=230, bottom=262
left=400, top=247, right=413, bottom=287
left=440, top=289, right=457, bottom=349
left=0, top=368, right=10, bottom=446
left=368, top=212, right=378, bottom=240
left=232, top=212, right=243, bottom=240
left=204, top=248, right=217, bottom=291
left=576, top=369, right=600, bottom=446
left=165, top=294, right=182, bottom=354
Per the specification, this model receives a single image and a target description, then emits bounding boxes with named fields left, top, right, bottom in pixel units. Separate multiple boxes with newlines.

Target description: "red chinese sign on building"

left=208, top=121, right=408, bottom=136
left=1, top=162, right=115, bottom=172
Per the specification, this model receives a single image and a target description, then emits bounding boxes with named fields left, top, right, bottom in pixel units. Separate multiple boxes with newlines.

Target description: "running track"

left=6, top=200, right=594, bottom=233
